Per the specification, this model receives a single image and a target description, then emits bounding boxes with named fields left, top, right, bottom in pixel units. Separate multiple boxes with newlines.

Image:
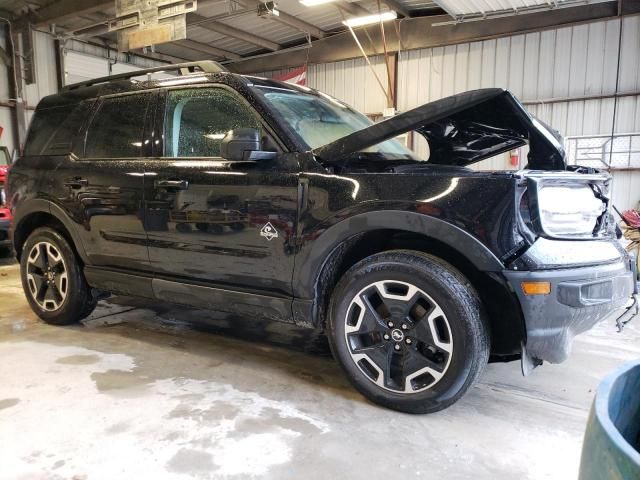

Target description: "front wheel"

left=327, top=250, right=489, bottom=413
left=20, top=227, right=96, bottom=325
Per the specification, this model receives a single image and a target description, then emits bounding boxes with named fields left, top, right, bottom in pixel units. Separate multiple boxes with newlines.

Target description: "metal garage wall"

left=63, top=39, right=164, bottom=86
left=254, top=55, right=389, bottom=115
left=0, top=24, right=15, bottom=154
left=307, top=56, right=389, bottom=115
left=397, top=16, right=640, bottom=209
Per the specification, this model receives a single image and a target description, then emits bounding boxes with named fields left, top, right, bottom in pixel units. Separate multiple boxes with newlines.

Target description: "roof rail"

left=62, top=60, right=227, bottom=91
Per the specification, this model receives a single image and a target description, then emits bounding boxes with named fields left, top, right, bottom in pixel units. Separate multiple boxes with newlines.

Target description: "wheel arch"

left=12, top=199, right=87, bottom=264
left=296, top=212, right=525, bottom=357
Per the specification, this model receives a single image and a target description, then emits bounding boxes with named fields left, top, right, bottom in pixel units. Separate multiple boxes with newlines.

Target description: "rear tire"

left=327, top=250, right=490, bottom=413
left=20, top=227, right=96, bottom=325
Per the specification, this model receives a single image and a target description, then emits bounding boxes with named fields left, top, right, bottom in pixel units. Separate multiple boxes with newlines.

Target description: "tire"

left=327, top=250, right=490, bottom=414
left=20, top=227, right=96, bottom=325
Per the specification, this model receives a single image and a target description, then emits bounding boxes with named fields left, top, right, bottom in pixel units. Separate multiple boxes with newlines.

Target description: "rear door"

left=142, top=85, right=299, bottom=317
left=55, top=92, right=154, bottom=273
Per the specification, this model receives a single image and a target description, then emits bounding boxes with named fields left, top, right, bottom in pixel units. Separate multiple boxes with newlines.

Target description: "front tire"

left=20, top=227, right=96, bottom=325
left=327, top=250, right=489, bottom=413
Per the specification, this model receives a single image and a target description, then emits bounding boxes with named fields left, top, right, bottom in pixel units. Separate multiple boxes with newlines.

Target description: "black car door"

left=55, top=91, right=154, bottom=273
left=142, top=85, right=299, bottom=321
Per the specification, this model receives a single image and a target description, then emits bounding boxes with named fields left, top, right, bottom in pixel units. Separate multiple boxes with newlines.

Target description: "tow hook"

left=618, top=255, right=639, bottom=332
left=616, top=292, right=638, bottom=332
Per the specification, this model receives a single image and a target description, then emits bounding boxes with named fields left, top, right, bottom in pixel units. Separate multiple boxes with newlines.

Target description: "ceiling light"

left=343, top=11, right=397, bottom=28
left=300, top=0, right=338, bottom=6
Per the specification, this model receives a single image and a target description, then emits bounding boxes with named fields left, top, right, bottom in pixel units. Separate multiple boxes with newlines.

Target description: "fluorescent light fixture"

left=300, top=0, right=338, bottom=6
left=343, top=10, right=397, bottom=27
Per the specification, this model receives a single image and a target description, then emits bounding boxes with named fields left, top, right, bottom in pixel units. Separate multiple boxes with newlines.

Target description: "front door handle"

left=64, top=177, right=89, bottom=189
left=155, top=179, right=189, bottom=190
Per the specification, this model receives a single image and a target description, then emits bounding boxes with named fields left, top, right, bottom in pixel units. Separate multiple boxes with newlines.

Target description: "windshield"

left=256, top=87, right=418, bottom=160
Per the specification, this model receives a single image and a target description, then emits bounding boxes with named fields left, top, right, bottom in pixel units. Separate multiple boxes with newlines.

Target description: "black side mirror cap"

left=221, top=128, right=275, bottom=161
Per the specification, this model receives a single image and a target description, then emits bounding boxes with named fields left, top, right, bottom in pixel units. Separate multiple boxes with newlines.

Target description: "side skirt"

left=84, top=266, right=297, bottom=325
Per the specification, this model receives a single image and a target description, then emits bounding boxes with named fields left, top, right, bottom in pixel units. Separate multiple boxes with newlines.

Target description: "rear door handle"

left=64, top=177, right=88, bottom=189
left=155, top=179, right=189, bottom=190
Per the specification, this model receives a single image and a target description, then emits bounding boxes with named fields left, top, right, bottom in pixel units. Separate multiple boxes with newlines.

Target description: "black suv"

left=7, top=61, right=638, bottom=413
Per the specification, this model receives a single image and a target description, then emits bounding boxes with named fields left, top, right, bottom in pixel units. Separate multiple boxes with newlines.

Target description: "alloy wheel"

left=344, top=280, right=453, bottom=393
left=26, top=241, right=69, bottom=311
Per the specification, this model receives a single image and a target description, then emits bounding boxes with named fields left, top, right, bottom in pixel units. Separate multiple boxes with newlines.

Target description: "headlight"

left=537, top=185, right=605, bottom=236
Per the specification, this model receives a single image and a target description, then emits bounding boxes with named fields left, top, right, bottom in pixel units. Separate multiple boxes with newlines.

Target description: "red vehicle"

left=0, top=146, right=12, bottom=254
left=0, top=146, right=9, bottom=184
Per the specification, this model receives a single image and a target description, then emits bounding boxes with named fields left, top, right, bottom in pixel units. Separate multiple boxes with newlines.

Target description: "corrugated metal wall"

left=0, top=24, right=14, bottom=154
left=63, top=38, right=165, bottom=86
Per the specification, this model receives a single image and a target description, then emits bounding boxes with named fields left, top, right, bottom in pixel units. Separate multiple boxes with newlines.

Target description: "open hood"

left=313, top=89, right=566, bottom=170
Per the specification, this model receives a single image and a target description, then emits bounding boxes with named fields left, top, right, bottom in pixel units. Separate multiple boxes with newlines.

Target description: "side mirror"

left=220, top=128, right=275, bottom=161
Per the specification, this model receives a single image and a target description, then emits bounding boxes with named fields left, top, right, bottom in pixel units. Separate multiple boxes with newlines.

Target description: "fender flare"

left=293, top=210, right=504, bottom=299
left=12, top=198, right=89, bottom=263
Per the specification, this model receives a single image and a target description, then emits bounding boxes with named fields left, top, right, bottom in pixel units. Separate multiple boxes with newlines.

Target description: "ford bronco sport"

left=7, top=61, right=638, bottom=413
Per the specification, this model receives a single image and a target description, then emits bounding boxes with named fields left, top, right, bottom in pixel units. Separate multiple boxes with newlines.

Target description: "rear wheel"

left=327, top=250, right=489, bottom=413
left=20, top=227, right=96, bottom=325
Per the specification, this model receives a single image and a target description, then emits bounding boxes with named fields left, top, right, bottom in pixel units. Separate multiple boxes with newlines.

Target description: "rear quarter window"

left=24, top=101, right=95, bottom=156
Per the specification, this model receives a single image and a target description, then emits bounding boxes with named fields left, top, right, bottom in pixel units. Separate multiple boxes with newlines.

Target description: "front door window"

left=164, top=88, right=262, bottom=158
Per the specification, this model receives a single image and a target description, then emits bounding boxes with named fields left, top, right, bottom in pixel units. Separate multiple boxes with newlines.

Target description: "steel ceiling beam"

left=380, top=0, right=410, bottom=18
left=243, top=0, right=327, bottom=39
left=227, top=0, right=633, bottom=73
left=175, top=38, right=242, bottom=60
left=187, top=13, right=282, bottom=51
left=31, top=0, right=111, bottom=25
left=336, top=1, right=370, bottom=17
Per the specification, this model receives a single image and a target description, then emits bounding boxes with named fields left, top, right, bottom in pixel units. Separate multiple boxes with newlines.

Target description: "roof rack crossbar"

left=62, top=60, right=227, bottom=91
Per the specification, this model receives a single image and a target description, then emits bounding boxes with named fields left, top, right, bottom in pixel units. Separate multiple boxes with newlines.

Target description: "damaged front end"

left=314, top=88, right=638, bottom=370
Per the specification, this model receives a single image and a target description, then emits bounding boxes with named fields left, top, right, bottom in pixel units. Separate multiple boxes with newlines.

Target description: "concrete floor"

left=0, top=258, right=638, bottom=480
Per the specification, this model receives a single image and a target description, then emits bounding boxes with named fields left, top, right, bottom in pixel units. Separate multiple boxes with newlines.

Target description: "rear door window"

left=84, top=94, right=152, bottom=158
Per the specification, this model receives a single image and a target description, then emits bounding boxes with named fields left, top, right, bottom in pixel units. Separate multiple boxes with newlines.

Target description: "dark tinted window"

left=24, top=105, right=75, bottom=156
left=85, top=94, right=151, bottom=158
left=164, top=88, right=261, bottom=157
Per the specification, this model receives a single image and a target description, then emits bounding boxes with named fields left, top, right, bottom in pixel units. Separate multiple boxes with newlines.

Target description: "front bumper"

left=504, top=258, right=637, bottom=364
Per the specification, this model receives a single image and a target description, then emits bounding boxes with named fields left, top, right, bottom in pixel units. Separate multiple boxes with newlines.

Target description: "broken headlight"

left=537, top=185, right=606, bottom=237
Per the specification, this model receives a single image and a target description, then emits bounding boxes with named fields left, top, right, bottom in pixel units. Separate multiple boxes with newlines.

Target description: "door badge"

left=260, top=222, right=278, bottom=241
